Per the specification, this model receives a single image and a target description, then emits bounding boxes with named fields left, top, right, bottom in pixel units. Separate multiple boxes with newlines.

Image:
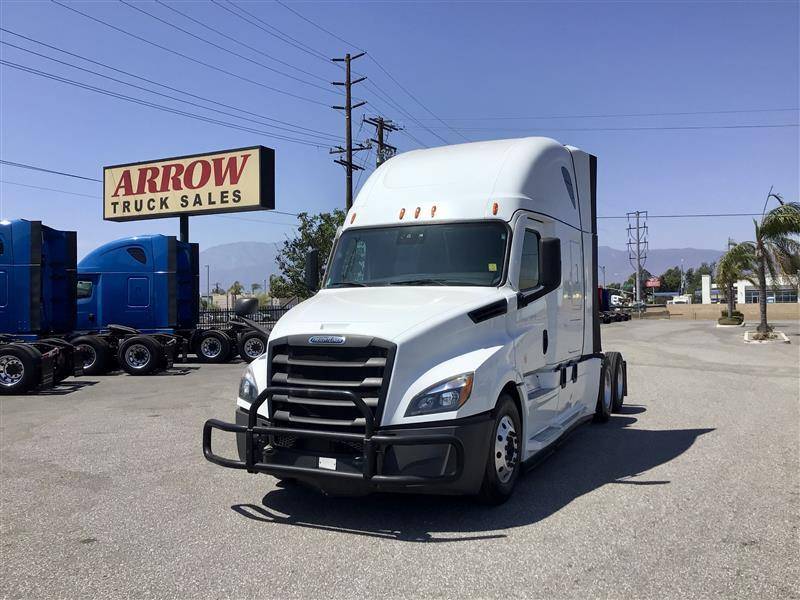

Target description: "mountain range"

left=199, top=241, right=724, bottom=290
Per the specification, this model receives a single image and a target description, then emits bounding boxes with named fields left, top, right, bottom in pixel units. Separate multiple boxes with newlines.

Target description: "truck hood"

left=270, top=286, right=502, bottom=342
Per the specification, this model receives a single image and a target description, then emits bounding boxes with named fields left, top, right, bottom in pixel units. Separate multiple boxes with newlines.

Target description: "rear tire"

left=193, top=330, right=231, bottom=363
left=239, top=330, right=267, bottom=363
left=118, top=336, right=160, bottom=375
left=0, top=345, right=39, bottom=395
left=606, top=352, right=625, bottom=412
left=476, top=394, right=521, bottom=505
left=594, top=356, right=613, bottom=423
left=71, top=335, right=111, bottom=376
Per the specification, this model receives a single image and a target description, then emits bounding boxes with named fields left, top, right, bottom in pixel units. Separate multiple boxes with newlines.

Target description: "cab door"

left=509, top=216, right=559, bottom=437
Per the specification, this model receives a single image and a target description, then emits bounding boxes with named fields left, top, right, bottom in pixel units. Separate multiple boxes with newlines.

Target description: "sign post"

left=103, top=146, right=275, bottom=242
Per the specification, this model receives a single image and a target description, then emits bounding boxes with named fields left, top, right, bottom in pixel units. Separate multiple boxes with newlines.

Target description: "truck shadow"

left=35, top=380, right=99, bottom=395
left=231, top=406, right=714, bottom=543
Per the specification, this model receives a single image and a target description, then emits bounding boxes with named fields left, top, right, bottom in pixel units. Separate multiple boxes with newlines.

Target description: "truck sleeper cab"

left=203, top=137, right=628, bottom=503
left=76, top=235, right=265, bottom=375
left=0, top=219, right=91, bottom=394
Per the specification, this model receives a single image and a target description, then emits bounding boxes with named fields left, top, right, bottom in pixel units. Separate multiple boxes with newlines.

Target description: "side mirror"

left=304, top=249, right=320, bottom=293
left=539, top=237, right=562, bottom=290
left=234, top=297, right=258, bottom=317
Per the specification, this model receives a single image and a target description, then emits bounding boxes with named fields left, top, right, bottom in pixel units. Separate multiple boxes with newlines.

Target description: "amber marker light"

left=350, top=212, right=356, bottom=224
left=431, top=205, right=437, bottom=217
left=414, top=207, right=421, bottom=218
left=492, top=202, right=499, bottom=215
left=399, top=208, right=406, bottom=219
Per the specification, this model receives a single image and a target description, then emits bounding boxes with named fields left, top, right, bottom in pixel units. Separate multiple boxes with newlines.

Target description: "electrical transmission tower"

left=364, top=116, right=400, bottom=167
left=626, top=211, right=649, bottom=305
left=331, top=52, right=370, bottom=210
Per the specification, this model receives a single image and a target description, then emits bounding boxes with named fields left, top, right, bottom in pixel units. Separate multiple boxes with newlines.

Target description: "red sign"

left=645, top=277, right=661, bottom=288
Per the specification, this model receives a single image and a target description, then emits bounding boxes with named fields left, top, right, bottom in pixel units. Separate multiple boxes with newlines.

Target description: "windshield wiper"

left=387, top=278, right=447, bottom=286
left=328, top=280, right=367, bottom=288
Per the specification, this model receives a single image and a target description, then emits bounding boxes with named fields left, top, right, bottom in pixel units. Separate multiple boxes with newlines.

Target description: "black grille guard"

left=202, top=386, right=465, bottom=485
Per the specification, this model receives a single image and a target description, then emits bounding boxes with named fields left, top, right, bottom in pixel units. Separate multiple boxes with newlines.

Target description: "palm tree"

left=726, top=198, right=800, bottom=333
left=717, top=244, right=751, bottom=321
left=250, top=282, right=262, bottom=295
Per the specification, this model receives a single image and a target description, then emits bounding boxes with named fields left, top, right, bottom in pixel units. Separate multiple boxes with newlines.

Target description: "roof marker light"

left=431, top=205, right=437, bottom=217
left=492, top=202, right=499, bottom=215
left=399, top=208, right=406, bottom=219
left=414, top=207, right=421, bottom=219
left=350, top=212, right=356, bottom=224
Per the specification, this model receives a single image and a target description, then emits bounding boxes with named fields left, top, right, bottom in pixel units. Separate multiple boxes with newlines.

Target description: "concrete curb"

left=743, top=330, right=791, bottom=344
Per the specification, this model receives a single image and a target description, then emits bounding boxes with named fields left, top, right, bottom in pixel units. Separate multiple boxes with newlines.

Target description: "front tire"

left=477, top=394, right=521, bottom=505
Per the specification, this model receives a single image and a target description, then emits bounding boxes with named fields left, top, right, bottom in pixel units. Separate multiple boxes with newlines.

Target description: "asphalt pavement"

left=1, top=319, right=798, bottom=599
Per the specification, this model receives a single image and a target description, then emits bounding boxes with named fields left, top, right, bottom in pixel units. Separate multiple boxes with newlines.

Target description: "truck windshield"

left=326, top=222, right=508, bottom=288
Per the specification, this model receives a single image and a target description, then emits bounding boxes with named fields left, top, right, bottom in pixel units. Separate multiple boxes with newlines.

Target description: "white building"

left=701, top=274, right=799, bottom=304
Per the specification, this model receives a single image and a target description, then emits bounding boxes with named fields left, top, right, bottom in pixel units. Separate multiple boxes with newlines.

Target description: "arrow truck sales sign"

left=103, top=146, right=274, bottom=221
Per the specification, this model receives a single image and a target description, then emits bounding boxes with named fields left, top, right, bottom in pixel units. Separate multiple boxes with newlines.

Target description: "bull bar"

left=202, top=386, right=465, bottom=485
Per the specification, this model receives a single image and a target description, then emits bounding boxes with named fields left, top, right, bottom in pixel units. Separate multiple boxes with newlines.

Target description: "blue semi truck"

left=0, top=219, right=88, bottom=393
left=75, top=234, right=268, bottom=372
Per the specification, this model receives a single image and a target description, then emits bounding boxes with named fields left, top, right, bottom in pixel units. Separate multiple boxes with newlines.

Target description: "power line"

left=155, top=0, right=331, bottom=84
left=406, top=123, right=799, bottom=132
left=0, top=160, right=102, bottom=182
left=366, top=54, right=469, bottom=144
left=1, top=59, right=331, bottom=147
left=0, top=179, right=300, bottom=223
left=214, top=0, right=331, bottom=63
left=50, top=0, right=331, bottom=107
left=0, top=179, right=98, bottom=198
left=269, top=1, right=446, bottom=147
left=412, top=107, right=800, bottom=121
left=599, top=212, right=764, bottom=219
left=0, top=27, right=341, bottom=142
left=119, top=0, right=334, bottom=95
left=1, top=40, right=342, bottom=145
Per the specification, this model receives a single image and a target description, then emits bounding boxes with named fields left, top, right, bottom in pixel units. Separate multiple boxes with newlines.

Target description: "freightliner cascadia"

left=203, top=137, right=628, bottom=503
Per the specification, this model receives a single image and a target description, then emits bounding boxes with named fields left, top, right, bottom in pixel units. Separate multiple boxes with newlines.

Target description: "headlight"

left=238, top=370, right=258, bottom=404
left=405, top=373, right=474, bottom=417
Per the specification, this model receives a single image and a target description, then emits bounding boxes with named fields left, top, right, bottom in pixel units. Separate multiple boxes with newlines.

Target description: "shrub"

left=720, top=309, right=744, bottom=318
left=718, top=316, right=743, bottom=326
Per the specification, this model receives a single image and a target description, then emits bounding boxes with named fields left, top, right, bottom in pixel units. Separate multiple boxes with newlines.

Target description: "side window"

left=518, top=230, right=540, bottom=290
left=127, top=247, right=147, bottom=264
left=77, top=280, right=93, bottom=299
left=561, top=167, right=576, bottom=208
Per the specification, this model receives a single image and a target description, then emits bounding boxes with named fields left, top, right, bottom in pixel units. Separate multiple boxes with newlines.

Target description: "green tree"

left=228, top=281, right=244, bottom=301
left=250, top=282, right=262, bottom=295
left=270, top=210, right=346, bottom=299
left=717, top=244, right=751, bottom=320
left=725, top=200, right=800, bottom=332
left=685, top=262, right=715, bottom=298
left=212, top=282, right=224, bottom=294
left=625, top=269, right=652, bottom=301
left=660, top=266, right=682, bottom=292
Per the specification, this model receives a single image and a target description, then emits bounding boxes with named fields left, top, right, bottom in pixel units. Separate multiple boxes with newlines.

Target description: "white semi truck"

left=203, top=137, right=628, bottom=503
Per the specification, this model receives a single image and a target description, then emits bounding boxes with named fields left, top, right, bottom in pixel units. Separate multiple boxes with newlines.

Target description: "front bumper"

left=202, top=387, right=493, bottom=495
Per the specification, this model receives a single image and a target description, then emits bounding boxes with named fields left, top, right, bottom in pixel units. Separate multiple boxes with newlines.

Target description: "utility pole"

left=626, top=211, right=648, bottom=307
left=600, top=265, right=606, bottom=288
left=331, top=52, right=369, bottom=210
left=364, top=116, right=400, bottom=167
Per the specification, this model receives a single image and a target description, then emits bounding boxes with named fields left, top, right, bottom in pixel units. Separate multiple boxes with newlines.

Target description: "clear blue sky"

left=1, top=0, right=797, bottom=258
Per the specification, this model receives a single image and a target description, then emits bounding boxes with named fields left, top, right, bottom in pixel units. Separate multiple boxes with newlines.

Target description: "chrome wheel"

left=243, top=337, right=264, bottom=359
left=603, top=362, right=613, bottom=411
left=78, top=344, right=96, bottom=370
left=0, top=355, right=24, bottom=387
left=616, top=363, right=624, bottom=400
left=494, top=415, right=518, bottom=484
left=125, top=344, right=151, bottom=369
left=200, top=337, right=222, bottom=359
